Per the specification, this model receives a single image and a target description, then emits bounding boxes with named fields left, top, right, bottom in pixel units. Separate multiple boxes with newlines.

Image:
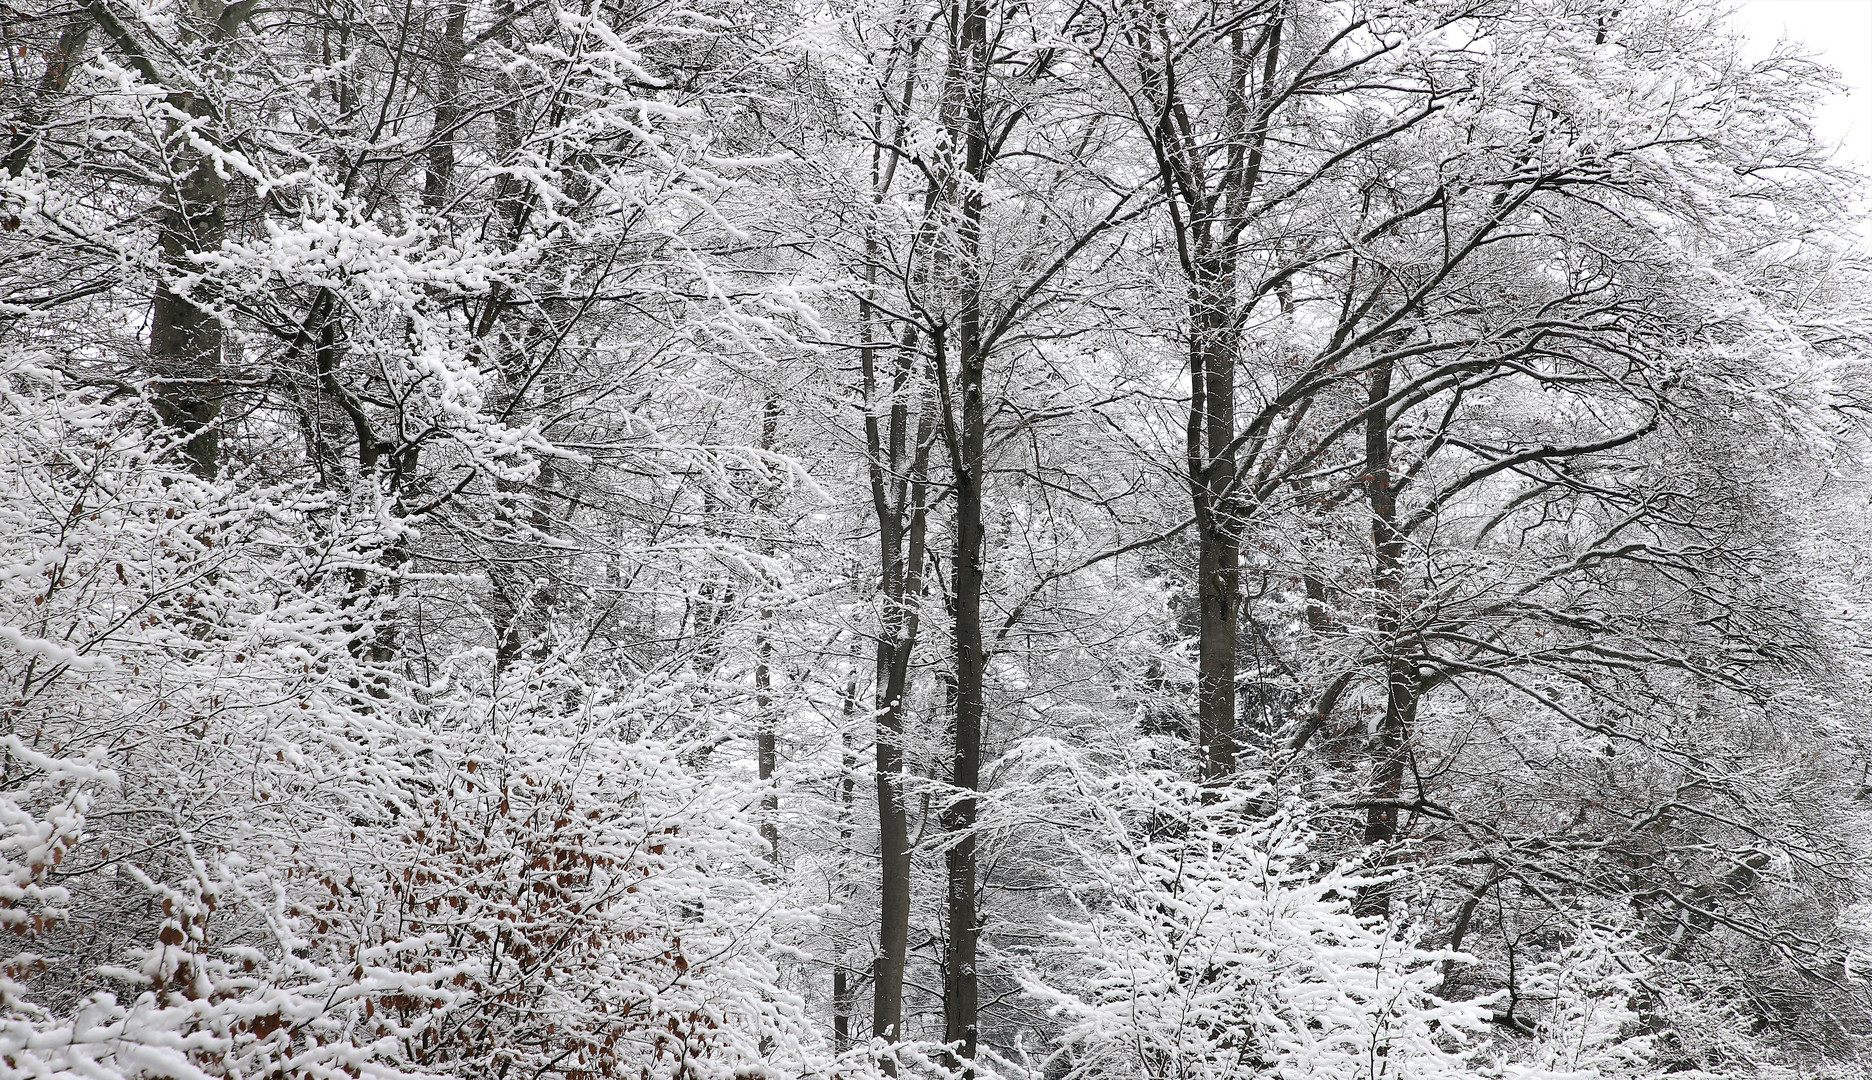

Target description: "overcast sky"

left=1730, top=0, right=1872, bottom=168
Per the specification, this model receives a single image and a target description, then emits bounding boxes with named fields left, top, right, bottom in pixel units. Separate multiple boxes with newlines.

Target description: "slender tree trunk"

left=1362, top=353, right=1414, bottom=848
left=1138, top=15, right=1280, bottom=784
left=756, top=396, right=781, bottom=866
left=934, top=0, right=990, bottom=1062
left=871, top=511, right=924, bottom=1047
left=941, top=327, right=984, bottom=1068
left=864, top=281, right=931, bottom=1053
left=862, top=16, right=931, bottom=1045
left=3, top=21, right=90, bottom=180
left=480, top=1, right=569, bottom=673
left=1303, top=572, right=1334, bottom=632
left=423, top=0, right=466, bottom=212
left=341, top=0, right=464, bottom=666
left=308, top=306, right=354, bottom=488
left=1189, top=256, right=1238, bottom=782
left=832, top=663, right=861, bottom=1051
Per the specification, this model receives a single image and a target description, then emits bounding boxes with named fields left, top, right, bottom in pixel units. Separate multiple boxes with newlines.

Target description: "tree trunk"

left=871, top=514, right=923, bottom=1047
left=148, top=38, right=228, bottom=478
left=1136, top=14, right=1280, bottom=784
left=865, top=285, right=932, bottom=1053
left=84, top=0, right=250, bottom=476
left=941, top=327, right=984, bottom=1067
left=1362, top=353, right=1414, bottom=848
left=423, top=0, right=467, bottom=212
left=1189, top=257, right=1238, bottom=783
left=936, top=0, right=990, bottom=1062
left=3, top=21, right=90, bottom=180
left=756, top=396, right=781, bottom=867
left=832, top=663, right=861, bottom=1051
left=862, top=18, right=933, bottom=1045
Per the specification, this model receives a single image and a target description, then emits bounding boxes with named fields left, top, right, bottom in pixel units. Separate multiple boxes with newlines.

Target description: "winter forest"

left=7, top=0, right=1872, bottom=1075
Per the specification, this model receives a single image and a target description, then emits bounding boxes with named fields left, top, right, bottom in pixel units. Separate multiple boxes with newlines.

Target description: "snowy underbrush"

left=0, top=354, right=841, bottom=1080
left=1006, top=748, right=1838, bottom=1080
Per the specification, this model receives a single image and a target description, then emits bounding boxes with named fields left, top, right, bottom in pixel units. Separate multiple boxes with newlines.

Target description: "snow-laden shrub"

left=1022, top=762, right=1487, bottom=1080
left=0, top=351, right=840, bottom=1080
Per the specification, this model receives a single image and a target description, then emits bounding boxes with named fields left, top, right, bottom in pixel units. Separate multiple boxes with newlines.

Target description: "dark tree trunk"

left=1132, top=14, right=1281, bottom=785
left=935, top=0, right=990, bottom=1063
left=1362, top=353, right=1414, bottom=848
left=864, top=285, right=932, bottom=1053
left=941, top=326, right=984, bottom=1066
left=870, top=504, right=924, bottom=1047
left=1189, top=258, right=1239, bottom=783
left=861, top=20, right=933, bottom=1047
left=149, top=81, right=228, bottom=478
left=98, top=0, right=267, bottom=480
left=3, top=21, right=90, bottom=180
left=423, top=0, right=466, bottom=212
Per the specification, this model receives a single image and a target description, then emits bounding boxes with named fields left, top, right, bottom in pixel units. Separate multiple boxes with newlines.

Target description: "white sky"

left=1730, top=0, right=1872, bottom=168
